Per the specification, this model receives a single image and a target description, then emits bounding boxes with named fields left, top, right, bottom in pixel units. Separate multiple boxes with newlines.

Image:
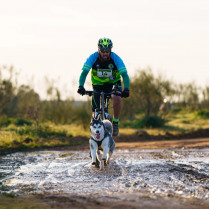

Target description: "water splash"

left=0, top=148, right=209, bottom=200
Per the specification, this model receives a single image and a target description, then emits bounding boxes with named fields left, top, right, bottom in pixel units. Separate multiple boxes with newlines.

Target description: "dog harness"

left=90, top=131, right=109, bottom=148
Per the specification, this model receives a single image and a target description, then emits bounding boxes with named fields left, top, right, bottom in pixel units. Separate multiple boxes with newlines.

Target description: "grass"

left=165, top=109, right=209, bottom=131
left=120, top=109, right=209, bottom=136
left=0, top=123, right=89, bottom=153
left=1, top=109, right=209, bottom=153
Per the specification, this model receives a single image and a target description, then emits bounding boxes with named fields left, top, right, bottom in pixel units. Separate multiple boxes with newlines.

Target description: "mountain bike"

left=85, top=85, right=123, bottom=121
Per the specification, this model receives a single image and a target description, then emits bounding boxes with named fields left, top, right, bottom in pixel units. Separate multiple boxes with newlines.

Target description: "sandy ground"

left=115, top=137, right=209, bottom=150
left=0, top=194, right=209, bottom=209
left=53, top=136, right=209, bottom=151
left=1, top=137, right=209, bottom=209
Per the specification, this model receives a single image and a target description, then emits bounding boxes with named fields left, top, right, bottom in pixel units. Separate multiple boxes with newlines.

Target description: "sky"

left=0, top=0, right=209, bottom=100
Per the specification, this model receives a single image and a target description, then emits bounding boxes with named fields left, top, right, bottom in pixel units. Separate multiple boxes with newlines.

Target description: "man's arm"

left=79, top=70, right=89, bottom=87
left=111, top=52, right=129, bottom=89
left=120, top=71, right=130, bottom=89
left=79, top=52, right=99, bottom=87
left=78, top=52, right=99, bottom=96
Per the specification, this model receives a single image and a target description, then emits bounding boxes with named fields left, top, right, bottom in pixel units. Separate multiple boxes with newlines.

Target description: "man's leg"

left=112, top=95, right=122, bottom=136
left=112, top=95, right=122, bottom=119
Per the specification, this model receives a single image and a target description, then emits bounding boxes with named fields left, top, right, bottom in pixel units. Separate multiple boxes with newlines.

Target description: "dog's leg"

left=89, top=139, right=98, bottom=165
left=97, top=150, right=104, bottom=170
left=96, top=150, right=104, bottom=170
left=106, top=152, right=111, bottom=165
left=106, top=141, right=115, bottom=165
left=100, top=160, right=104, bottom=170
left=96, top=150, right=102, bottom=168
left=101, top=137, right=110, bottom=163
left=106, top=150, right=113, bottom=165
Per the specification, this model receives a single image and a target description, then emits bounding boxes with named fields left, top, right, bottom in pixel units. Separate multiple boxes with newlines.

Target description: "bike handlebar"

left=85, top=90, right=123, bottom=97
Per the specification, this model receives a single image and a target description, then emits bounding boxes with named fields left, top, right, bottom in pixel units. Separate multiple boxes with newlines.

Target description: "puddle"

left=0, top=148, right=209, bottom=201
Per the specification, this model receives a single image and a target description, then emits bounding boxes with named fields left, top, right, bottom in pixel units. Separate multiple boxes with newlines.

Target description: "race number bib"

left=97, top=69, right=112, bottom=78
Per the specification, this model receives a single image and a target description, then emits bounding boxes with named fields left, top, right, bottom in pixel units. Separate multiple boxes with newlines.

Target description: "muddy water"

left=0, top=148, right=209, bottom=208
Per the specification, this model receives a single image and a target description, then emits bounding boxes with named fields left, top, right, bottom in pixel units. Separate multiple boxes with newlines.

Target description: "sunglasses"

left=100, top=49, right=111, bottom=53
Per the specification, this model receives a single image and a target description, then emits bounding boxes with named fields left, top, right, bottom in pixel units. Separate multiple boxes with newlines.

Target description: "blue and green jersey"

left=79, top=52, right=130, bottom=88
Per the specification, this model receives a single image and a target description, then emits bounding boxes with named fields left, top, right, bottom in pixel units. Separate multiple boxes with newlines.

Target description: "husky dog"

left=89, top=118, right=115, bottom=170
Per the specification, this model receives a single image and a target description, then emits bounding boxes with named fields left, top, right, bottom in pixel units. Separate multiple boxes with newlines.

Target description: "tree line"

left=121, top=67, right=209, bottom=119
left=0, top=65, right=209, bottom=127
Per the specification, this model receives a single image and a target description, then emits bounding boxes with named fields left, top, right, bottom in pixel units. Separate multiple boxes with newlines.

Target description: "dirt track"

left=115, top=137, right=209, bottom=150
left=0, top=137, right=209, bottom=209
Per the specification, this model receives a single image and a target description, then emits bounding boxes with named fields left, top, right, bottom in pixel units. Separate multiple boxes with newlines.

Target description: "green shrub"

left=134, top=115, right=165, bottom=128
left=171, top=107, right=182, bottom=113
left=9, top=124, right=67, bottom=138
left=0, top=117, right=15, bottom=127
left=35, top=125, right=67, bottom=138
left=14, top=118, right=32, bottom=126
left=0, top=117, right=32, bottom=127
left=195, top=109, right=209, bottom=119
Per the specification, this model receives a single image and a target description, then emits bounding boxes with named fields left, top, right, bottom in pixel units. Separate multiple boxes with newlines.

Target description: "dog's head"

left=90, top=118, right=105, bottom=140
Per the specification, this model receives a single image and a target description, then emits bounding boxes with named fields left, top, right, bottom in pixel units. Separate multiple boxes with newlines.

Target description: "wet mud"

left=0, top=143, right=209, bottom=209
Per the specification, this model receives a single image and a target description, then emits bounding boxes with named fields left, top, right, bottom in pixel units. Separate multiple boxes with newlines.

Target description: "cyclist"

left=77, top=37, right=130, bottom=136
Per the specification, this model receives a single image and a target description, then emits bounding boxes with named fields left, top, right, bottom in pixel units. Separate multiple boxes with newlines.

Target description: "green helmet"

left=98, top=38, right=113, bottom=50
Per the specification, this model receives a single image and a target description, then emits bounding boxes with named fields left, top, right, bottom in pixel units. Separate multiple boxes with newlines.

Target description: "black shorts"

left=92, top=81, right=122, bottom=111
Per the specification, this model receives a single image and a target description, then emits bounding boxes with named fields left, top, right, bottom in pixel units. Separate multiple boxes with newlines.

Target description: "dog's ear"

left=91, top=117, right=96, bottom=122
left=98, top=118, right=104, bottom=126
left=98, top=115, right=102, bottom=121
left=90, top=118, right=93, bottom=124
left=90, top=117, right=97, bottom=126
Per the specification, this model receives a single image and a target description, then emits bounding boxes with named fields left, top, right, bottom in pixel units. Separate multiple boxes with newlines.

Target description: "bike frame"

left=101, top=91, right=105, bottom=120
left=85, top=87, right=122, bottom=121
left=100, top=91, right=113, bottom=120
